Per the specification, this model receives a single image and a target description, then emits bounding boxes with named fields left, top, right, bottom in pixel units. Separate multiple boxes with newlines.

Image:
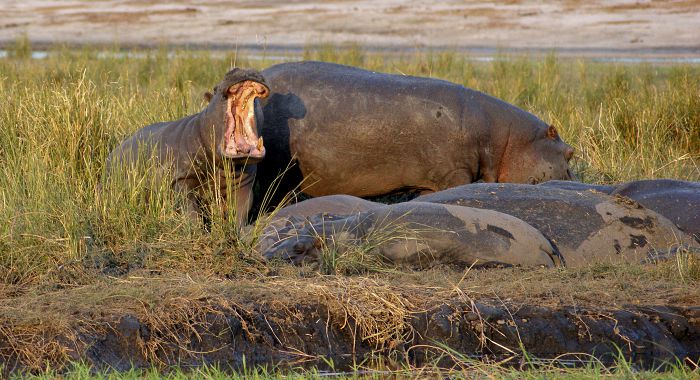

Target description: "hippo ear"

left=546, top=125, right=559, bottom=140
left=203, top=91, right=213, bottom=102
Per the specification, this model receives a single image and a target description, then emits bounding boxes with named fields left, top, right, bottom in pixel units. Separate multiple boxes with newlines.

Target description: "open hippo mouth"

left=222, top=80, right=270, bottom=161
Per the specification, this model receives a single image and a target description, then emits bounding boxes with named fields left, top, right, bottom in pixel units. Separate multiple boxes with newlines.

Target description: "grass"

left=0, top=40, right=699, bottom=376
left=9, top=358, right=700, bottom=379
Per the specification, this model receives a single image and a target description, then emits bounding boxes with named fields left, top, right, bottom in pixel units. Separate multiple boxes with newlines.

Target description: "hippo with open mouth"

left=255, top=61, right=575, bottom=210
left=104, top=68, right=270, bottom=224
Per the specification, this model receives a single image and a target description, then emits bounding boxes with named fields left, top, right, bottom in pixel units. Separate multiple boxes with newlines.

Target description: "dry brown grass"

left=1, top=44, right=699, bottom=374
left=1, top=258, right=698, bottom=372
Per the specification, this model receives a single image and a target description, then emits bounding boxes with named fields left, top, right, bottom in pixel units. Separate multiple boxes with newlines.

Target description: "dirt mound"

left=70, top=301, right=700, bottom=371
left=1, top=267, right=699, bottom=373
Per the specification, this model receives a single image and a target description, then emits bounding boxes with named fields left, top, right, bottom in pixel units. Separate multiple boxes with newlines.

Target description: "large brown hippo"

left=105, top=68, right=270, bottom=224
left=413, top=183, right=695, bottom=267
left=261, top=200, right=560, bottom=269
left=255, top=61, right=575, bottom=210
left=611, top=179, right=700, bottom=243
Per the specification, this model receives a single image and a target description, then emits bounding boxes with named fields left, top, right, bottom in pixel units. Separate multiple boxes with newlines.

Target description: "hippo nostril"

left=564, top=147, right=575, bottom=161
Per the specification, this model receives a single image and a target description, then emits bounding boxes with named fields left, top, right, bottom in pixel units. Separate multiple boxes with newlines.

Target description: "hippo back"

left=539, top=180, right=616, bottom=194
left=413, top=183, right=693, bottom=267
left=611, top=179, right=700, bottom=242
left=272, top=195, right=382, bottom=220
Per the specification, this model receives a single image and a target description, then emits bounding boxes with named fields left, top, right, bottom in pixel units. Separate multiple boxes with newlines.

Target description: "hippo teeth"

left=256, top=136, right=264, bottom=151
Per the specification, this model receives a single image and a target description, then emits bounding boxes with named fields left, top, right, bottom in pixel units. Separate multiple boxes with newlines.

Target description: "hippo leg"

left=416, top=169, right=473, bottom=195
left=438, top=169, right=473, bottom=190
left=229, top=182, right=254, bottom=226
left=173, top=179, right=203, bottom=220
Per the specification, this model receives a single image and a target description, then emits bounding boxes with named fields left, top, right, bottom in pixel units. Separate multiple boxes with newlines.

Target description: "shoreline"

left=3, top=40, right=700, bottom=63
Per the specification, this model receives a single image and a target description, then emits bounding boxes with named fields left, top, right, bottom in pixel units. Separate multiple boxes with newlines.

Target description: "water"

left=1, top=49, right=699, bottom=64
left=0, top=49, right=290, bottom=61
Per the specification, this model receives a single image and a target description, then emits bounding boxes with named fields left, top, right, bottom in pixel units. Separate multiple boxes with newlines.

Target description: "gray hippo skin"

left=539, top=180, right=616, bottom=194
left=273, top=194, right=382, bottom=220
left=413, top=183, right=695, bottom=267
left=105, top=69, right=270, bottom=224
left=255, top=195, right=384, bottom=254
left=611, top=179, right=700, bottom=242
left=256, top=61, right=575, bottom=209
left=262, top=201, right=560, bottom=269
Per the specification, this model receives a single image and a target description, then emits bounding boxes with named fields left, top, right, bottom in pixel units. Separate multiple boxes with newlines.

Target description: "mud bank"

left=3, top=297, right=699, bottom=372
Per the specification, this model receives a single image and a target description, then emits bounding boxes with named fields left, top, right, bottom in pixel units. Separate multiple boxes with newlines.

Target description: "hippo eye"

left=546, top=125, right=559, bottom=140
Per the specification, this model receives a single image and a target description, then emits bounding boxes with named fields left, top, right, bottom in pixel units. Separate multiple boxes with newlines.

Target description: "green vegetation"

left=0, top=41, right=699, bottom=377
left=1, top=43, right=698, bottom=289
left=9, top=358, right=700, bottom=379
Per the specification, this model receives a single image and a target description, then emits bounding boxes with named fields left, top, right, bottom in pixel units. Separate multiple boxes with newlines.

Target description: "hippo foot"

left=262, top=235, right=324, bottom=266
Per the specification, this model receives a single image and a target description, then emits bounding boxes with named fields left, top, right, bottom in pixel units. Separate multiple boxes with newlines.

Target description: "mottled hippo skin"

left=540, top=179, right=700, bottom=242
left=261, top=200, right=560, bottom=269
left=414, top=183, right=694, bottom=267
left=611, top=179, right=700, bottom=242
left=105, top=69, right=270, bottom=224
left=256, top=61, right=575, bottom=209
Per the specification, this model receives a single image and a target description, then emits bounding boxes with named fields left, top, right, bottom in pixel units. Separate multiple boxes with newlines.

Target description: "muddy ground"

left=2, top=0, right=700, bottom=57
left=2, top=265, right=699, bottom=373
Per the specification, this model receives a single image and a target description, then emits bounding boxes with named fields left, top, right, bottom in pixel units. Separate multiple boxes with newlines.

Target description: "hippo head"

left=203, top=68, right=270, bottom=162
left=497, top=125, right=575, bottom=184
left=263, top=234, right=323, bottom=266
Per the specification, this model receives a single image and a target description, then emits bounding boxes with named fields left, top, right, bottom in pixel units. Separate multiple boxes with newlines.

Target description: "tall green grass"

left=0, top=43, right=699, bottom=289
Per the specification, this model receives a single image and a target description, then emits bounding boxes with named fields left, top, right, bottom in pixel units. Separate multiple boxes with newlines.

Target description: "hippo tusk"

left=257, top=136, right=264, bottom=151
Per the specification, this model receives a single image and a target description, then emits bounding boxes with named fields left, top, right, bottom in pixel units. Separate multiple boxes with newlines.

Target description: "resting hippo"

left=611, top=179, right=700, bottom=243
left=255, top=195, right=383, bottom=253
left=105, top=69, right=270, bottom=224
left=539, top=180, right=616, bottom=194
left=413, top=183, right=695, bottom=267
left=262, top=201, right=560, bottom=269
left=256, top=61, right=575, bottom=209
left=272, top=194, right=381, bottom=220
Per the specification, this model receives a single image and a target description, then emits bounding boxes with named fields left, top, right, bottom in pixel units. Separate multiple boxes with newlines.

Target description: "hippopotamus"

left=272, top=194, right=381, bottom=220
left=611, top=179, right=700, bottom=243
left=539, top=180, right=616, bottom=194
left=255, top=61, right=575, bottom=210
left=262, top=200, right=560, bottom=269
left=104, top=68, right=270, bottom=224
left=413, top=183, right=695, bottom=267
